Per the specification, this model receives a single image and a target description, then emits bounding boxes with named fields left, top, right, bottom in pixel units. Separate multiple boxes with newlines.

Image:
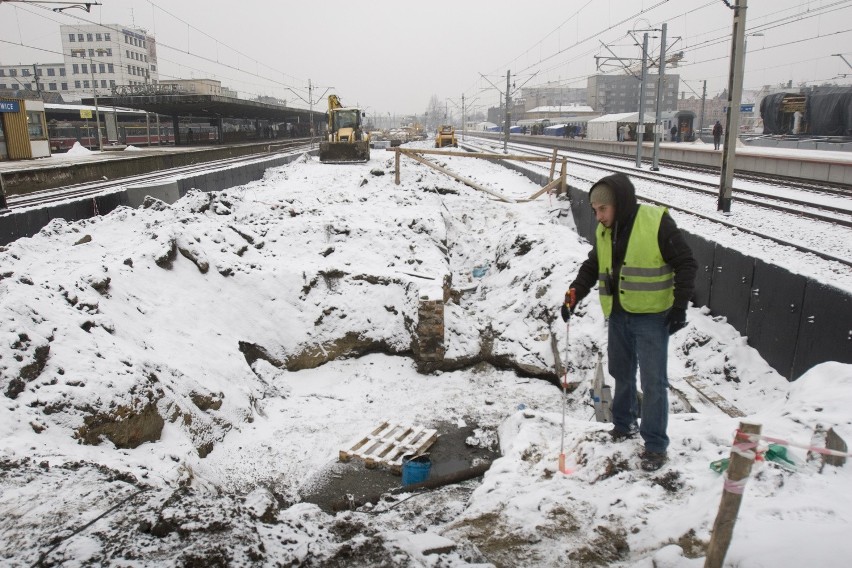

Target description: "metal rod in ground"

left=704, top=421, right=761, bottom=568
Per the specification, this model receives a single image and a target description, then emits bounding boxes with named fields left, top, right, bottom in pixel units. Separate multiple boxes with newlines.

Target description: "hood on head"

left=589, top=173, right=638, bottom=226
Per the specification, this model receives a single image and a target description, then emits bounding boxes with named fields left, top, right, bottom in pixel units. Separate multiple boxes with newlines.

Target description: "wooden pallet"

left=339, top=421, right=438, bottom=472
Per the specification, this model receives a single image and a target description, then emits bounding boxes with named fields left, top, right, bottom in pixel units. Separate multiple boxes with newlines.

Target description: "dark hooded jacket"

left=569, top=173, right=697, bottom=313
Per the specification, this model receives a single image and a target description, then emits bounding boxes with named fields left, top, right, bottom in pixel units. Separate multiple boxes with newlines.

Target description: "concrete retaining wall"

left=3, top=142, right=282, bottom=196
left=0, top=151, right=310, bottom=245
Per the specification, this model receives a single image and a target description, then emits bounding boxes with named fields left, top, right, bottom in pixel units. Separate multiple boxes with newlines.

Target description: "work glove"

left=665, top=307, right=687, bottom=335
left=560, top=288, right=577, bottom=322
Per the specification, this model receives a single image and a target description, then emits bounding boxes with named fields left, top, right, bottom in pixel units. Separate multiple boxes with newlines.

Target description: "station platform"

left=0, top=140, right=304, bottom=196
left=472, top=132, right=852, bottom=186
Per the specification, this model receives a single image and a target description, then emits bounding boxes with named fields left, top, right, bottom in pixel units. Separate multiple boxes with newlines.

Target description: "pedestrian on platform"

left=712, top=120, right=723, bottom=150
left=670, top=125, right=678, bottom=142
left=560, top=173, right=696, bottom=472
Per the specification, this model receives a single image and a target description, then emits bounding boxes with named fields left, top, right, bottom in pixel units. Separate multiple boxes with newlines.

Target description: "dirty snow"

left=1, top=142, right=851, bottom=567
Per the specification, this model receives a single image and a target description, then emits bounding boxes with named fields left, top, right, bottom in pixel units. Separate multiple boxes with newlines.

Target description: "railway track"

left=461, top=139, right=852, bottom=268
left=7, top=139, right=313, bottom=210
left=470, top=133, right=852, bottom=198
left=471, top=138, right=852, bottom=228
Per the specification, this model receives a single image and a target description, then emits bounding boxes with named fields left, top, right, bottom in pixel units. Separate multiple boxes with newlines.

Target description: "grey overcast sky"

left=1, top=0, right=850, bottom=117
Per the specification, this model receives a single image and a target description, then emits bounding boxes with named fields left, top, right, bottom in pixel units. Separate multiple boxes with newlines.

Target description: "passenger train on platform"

left=43, top=103, right=310, bottom=152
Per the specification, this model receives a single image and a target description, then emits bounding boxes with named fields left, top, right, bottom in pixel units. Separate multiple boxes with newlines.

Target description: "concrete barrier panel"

left=792, top=281, right=852, bottom=379
left=746, top=260, right=807, bottom=380
left=16, top=207, right=51, bottom=239
left=682, top=231, right=715, bottom=308
left=0, top=213, right=20, bottom=245
left=709, top=244, right=754, bottom=336
left=126, top=181, right=180, bottom=208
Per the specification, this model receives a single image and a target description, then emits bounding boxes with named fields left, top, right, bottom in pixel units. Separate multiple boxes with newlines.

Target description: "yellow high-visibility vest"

left=597, top=205, right=674, bottom=316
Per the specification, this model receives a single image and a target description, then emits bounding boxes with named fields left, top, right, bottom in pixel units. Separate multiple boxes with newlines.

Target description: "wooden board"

left=683, top=375, right=745, bottom=418
left=339, top=421, right=438, bottom=472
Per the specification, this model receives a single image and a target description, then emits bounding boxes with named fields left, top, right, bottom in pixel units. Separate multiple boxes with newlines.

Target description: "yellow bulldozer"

left=319, top=94, right=370, bottom=163
left=435, top=125, right=457, bottom=148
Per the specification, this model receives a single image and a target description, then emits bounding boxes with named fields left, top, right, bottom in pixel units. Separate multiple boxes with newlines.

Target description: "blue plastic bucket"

left=402, top=455, right=432, bottom=486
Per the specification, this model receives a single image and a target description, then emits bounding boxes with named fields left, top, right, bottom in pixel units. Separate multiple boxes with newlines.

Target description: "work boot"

left=640, top=450, right=667, bottom=472
left=608, top=425, right=638, bottom=442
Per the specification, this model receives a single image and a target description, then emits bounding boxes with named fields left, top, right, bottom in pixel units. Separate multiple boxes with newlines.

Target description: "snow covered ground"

left=1, top=144, right=851, bottom=567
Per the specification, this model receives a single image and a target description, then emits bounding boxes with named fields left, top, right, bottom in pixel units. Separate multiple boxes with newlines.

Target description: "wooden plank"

left=683, top=375, right=745, bottom=417
left=339, top=421, right=390, bottom=461
left=400, top=151, right=516, bottom=204
left=397, top=147, right=553, bottom=162
left=526, top=176, right=563, bottom=201
left=549, top=148, right=558, bottom=181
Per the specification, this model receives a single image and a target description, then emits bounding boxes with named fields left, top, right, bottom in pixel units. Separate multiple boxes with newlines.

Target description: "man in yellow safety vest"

left=561, top=173, right=696, bottom=471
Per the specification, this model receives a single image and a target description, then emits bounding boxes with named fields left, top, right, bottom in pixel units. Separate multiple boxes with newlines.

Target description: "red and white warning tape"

left=736, top=430, right=851, bottom=459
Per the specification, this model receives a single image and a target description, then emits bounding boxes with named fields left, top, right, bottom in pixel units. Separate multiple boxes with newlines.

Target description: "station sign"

left=80, top=109, right=93, bottom=119
left=0, top=101, right=21, bottom=113
left=723, top=104, right=755, bottom=113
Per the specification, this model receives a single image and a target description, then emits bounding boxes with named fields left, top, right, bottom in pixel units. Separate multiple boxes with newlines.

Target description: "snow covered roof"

left=588, top=112, right=657, bottom=123
left=527, top=105, right=596, bottom=114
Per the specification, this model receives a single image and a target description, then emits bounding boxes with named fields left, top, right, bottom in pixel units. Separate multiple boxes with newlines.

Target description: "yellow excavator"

left=435, top=125, right=457, bottom=148
left=319, top=94, right=370, bottom=163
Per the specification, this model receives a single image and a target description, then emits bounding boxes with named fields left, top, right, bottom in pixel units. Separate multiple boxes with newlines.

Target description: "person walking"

left=560, top=173, right=696, bottom=471
left=712, top=120, right=723, bottom=150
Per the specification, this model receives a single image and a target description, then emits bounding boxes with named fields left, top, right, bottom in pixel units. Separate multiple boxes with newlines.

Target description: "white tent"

left=586, top=112, right=657, bottom=141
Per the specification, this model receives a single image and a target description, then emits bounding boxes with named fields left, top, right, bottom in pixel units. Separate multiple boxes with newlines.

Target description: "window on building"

left=60, top=68, right=66, bottom=76
left=36, top=68, right=43, bottom=76
left=78, top=34, right=84, bottom=41
left=83, top=80, right=90, bottom=88
left=69, top=34, right=76, bottom=42
left=81, top=64, right=88, bottom=74
left=74, top=80, right=81, bottom=88
left=96, top=33, right=102, bottom=41
left=22, top=68, right=30, bottom=76
left=0, top=70, right=4, bottom=77
left=106, top=48, right=112, bottom=56
left=104, top=33, right=111, bottom=41
left=27, top=111, right=47, bottom=140
left=72, top=64, right=79, bottom=74
left=47, top=68, right=55, bottom=76
left=99, top=64, right=105, bottom=73
left=109, top=80, right=115, bottom=87
left=23, top=84, right=31, bottom=91
left=150, top=65, right=156, bottom=72
left=144, top=55, right=148, bottom=63
left=86, top=33, right=93, bottom=41
left=61, top=82, right=68, bottom=90
left=101, top=80, right=107, bottom=88
left=88, top=49, right=94, bottom=57
left=49, top=82, right=57, bottom=90
left=10, top=69, right=17, bottom=77
left=108, top=64, right=114, bottom=73
left=0, top=84, right=5, bottom=89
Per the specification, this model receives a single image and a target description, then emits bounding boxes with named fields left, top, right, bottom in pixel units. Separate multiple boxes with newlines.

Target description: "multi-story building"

left=0, top=23, right=158, bottom=100
left=60, top=24, right=159, bottom=98
left=0, top=62, right=70, bottom=95
left=587, top=73, right=679, bottom=115
left=158, top=79, right=225, bottom=96
left=521, top=83, right=588, bottom=111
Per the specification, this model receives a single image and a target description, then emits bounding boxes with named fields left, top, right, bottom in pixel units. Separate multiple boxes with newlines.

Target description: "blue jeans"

left=607, top=310, right=670, bottom=453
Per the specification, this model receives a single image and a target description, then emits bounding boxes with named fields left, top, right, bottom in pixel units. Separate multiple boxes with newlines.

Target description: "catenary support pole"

left=635, top=33, right=649, bottom=168
left=718, top=0, right=748, bottom=213
left=650, top=23, right=667, bottom=171
left=503, top=70, right=511, bottom=154
left=699, top=80, right=707, bottom=143
left=705, top=422, right=761, bottom=568
left=90, top=58, right=103, bottom=151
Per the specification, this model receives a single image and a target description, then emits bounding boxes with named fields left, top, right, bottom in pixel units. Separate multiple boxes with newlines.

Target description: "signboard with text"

left=0, top=101, right=21, bottom=113
left=80, top=109, right=93, bottom=119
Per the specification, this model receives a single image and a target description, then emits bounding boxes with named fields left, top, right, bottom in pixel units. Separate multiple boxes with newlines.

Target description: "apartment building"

left=0, top=23, right=159, bottom=99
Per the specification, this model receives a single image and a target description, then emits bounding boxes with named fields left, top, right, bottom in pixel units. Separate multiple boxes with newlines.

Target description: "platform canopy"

left=81, top=93, right=321, bottom=123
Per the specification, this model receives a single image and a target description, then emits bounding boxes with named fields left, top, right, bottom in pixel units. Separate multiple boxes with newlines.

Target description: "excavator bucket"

left=319, top=141, right=371, bottom=163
